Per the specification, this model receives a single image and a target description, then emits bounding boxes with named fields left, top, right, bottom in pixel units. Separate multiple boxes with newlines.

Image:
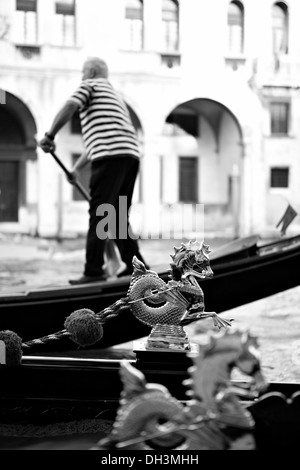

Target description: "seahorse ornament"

left=127, top=240, right=232, bottom=350
left=92, top=328, right=267, bottom=451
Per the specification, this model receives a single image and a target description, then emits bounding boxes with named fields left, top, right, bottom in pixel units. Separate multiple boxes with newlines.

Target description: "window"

left=72, top=154, right=91, bottom=201
left=55, top=0, right=76, bottom=46
left=15, top=0, right=38, bottom=44
left=272, top=2, right=288, bottom=55
left=162, top=0, right=179, bottom=52
left=270, top=168, right=289, bottom=188
left=270, top=102, right=289, bottom=135
left=227, top=1, right=244, bottom=54
left=123, top=0, right=143, bottom=51
left=179, top=157, right=198, bottom=203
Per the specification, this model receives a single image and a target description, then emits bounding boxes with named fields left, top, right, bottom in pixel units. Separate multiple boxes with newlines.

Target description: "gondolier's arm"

left=39, top=100, right=79, bottom=153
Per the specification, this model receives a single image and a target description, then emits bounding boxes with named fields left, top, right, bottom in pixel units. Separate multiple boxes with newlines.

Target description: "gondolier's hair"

left=84, top=57, right=108, bottom=78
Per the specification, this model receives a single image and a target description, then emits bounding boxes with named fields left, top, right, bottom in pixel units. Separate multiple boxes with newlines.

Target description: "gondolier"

left=39, top=57, right=148, bottom=285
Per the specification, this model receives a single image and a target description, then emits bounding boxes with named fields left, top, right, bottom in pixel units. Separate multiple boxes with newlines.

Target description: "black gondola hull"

left=0, top=235, right=299, bottom=347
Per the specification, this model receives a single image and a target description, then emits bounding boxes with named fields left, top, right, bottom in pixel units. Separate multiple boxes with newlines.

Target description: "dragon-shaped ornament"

left=92, top=328, right=268, bottom=451
left=128, top=240, right=232, bottom=351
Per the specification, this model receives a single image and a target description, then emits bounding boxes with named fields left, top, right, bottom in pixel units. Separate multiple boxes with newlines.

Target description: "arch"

left=1, top=91, right=37, bottom=154
left=163, top=0, right=179, bottom=11
left=126, top=104, right=143, bottom=134
left=165, top=98, right=243, bottom=148
left=227, top=1, right=244, bottom=54
left=0, top=107, right=24, bottom=145
left=272, top=2, right=289, bottom=54
left=117, top=91, right=144, bottom=135
left=124, top=0, right=144, bottom=51
left=125, top=0, right=143, bottom=15
left=0, top=91, right=37, bottom=222
left=160, top=97, right=245, bottom=236
left=162, top=0, right=180, bottom=51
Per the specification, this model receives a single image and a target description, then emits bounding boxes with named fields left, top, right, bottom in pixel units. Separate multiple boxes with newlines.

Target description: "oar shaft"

left=49, top=150, right=120, bottom=272
left=73, top=180, right=91, bottom=202
left=50, top=151, right=91, bottom=202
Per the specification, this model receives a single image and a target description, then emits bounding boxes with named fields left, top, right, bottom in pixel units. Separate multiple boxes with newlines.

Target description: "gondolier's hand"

left=38, top=132, right=56, bottom=153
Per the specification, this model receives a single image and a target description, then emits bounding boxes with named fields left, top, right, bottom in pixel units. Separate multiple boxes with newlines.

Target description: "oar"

left=50, top=151, right=91, bottom=202
left=49, top=150, right=122, bottom=276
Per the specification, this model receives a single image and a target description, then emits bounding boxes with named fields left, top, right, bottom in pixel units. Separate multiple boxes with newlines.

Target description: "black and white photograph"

left=0, top=0, right=300, bottom=453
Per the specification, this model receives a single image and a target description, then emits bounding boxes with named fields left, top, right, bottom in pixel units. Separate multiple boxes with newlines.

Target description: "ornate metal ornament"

left=128, top=240, right=232, bottom=351
left=92, top=328, right=267, bottom=450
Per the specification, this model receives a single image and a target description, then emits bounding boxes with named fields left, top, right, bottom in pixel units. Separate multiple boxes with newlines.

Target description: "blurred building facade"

left=0, top=0, right=300, bottom=239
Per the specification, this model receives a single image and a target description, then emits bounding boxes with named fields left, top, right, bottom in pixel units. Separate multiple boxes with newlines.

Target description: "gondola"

left=1, top=234, right=300, bottom=451
left=0, top=233, right=299, bottom=349
left=1, top=336, right=300, bottom=451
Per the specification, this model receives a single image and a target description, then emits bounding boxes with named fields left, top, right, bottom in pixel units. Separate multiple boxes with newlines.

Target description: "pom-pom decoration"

left=64, top=309, right=103, bottom=347
left=0, top=330, right=23, bottom=367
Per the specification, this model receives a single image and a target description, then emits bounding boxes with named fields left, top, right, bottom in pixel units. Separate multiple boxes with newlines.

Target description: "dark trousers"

left=84, top=156, right=146, bottom=276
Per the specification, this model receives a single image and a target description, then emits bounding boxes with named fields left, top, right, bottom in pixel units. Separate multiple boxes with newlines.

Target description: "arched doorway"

left=0, top=92, right=37, bottom=222
left=161, top=98, right=243, bottom=236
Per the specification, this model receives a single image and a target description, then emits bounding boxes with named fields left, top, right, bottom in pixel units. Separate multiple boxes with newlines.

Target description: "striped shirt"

left=68, top=79, right=140, bottom=161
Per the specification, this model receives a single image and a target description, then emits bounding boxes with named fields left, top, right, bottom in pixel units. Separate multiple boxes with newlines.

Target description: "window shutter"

left=56, top=0, right=75, bottom=15
left=125, top=0, right=143, bottom=20
left=271, top=168, right=289, bottom=188
left=162, top=0, right=178, bottom=21
left=271, top=102, right=289, bottom=134
left=17, top=0, right=37, bottom=12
